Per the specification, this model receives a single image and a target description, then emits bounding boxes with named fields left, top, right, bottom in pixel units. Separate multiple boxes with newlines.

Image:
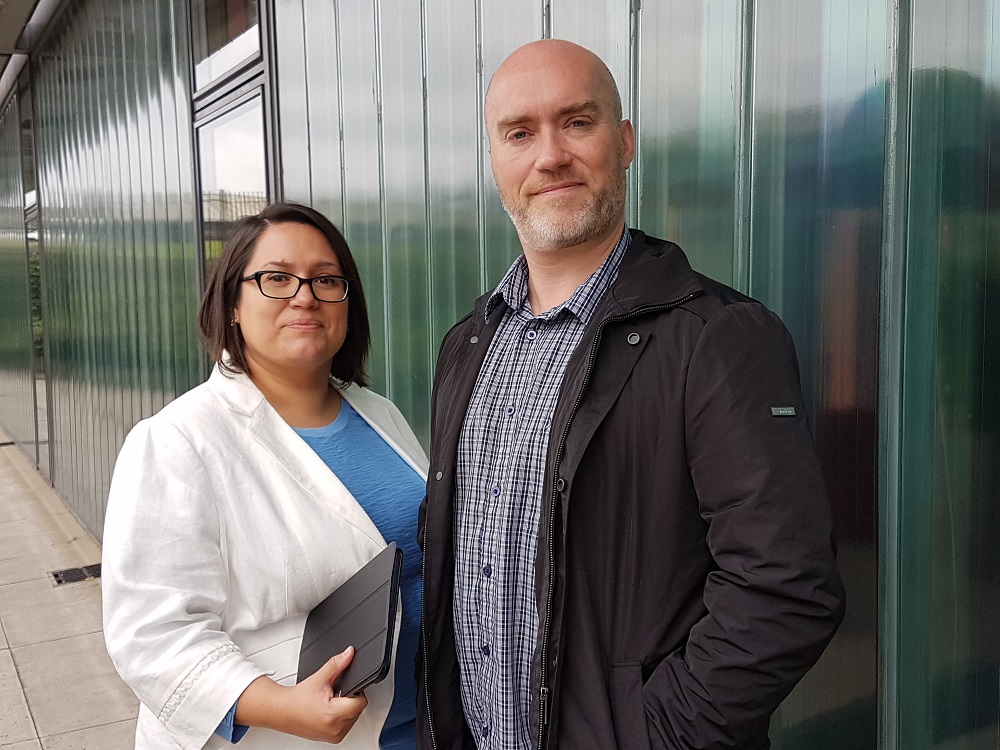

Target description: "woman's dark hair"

left=197, top=202, right=371, bottom=387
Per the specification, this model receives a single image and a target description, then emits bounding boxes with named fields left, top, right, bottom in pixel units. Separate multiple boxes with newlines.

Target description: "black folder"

left=296, top=542, right=404, bottom=696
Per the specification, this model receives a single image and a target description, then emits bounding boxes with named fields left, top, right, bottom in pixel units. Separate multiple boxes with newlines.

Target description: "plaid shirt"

left=452, top=229, right=629, bottom=749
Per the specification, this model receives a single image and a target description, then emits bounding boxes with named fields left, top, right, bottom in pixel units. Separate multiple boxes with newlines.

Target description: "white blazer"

left=102, top=366, right=428, bottom=750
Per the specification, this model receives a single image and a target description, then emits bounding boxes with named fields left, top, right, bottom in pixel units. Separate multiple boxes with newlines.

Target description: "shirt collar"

left=485, top=227, right=631, bottom=322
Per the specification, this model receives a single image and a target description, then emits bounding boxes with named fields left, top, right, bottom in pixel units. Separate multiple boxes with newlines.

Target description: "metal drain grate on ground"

left=48, top=563, right=102, bottom=586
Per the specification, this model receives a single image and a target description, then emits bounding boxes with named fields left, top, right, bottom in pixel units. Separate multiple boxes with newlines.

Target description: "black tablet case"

left=296, top=542, right=404, bottom=696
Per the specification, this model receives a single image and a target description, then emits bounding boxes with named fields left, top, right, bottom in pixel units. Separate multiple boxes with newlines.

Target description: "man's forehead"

left=486, top=67, right=611, bottom=122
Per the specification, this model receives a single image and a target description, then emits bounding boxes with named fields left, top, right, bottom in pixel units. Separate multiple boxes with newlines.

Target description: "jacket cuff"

left=158, top=644, right=268, bottom=749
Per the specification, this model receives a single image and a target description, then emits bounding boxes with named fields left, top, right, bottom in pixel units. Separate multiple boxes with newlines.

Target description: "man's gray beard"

left=499, top=174, right=626, bottom=253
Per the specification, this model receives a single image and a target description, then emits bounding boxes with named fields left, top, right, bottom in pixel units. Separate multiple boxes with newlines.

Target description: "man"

left=418, top=39, right=845, bottom=750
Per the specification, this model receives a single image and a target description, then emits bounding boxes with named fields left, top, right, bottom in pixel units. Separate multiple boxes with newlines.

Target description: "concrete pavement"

left=0, top=433, right=137, bottom=749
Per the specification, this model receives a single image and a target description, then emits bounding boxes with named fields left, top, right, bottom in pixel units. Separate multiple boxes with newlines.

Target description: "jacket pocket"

left=609, top=661, right=652, bottom=750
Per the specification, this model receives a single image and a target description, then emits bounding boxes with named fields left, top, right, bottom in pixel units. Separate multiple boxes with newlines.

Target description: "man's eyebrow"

left=493, top=100, right=602, bottom=132
left=557, top=100, right=601, bottom=117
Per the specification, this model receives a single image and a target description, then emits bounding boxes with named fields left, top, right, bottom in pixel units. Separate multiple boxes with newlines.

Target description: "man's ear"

left=621, top=119, right=636, bottom=167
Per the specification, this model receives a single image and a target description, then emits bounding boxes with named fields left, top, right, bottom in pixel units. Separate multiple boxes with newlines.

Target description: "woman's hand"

left=234, top=646, right=368, bottom=743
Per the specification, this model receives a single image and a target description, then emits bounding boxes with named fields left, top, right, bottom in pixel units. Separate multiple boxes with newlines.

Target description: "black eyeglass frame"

left=240, top=270, right=350, bottom=303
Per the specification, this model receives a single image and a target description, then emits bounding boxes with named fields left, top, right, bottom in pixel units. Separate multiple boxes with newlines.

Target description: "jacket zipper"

left=535, top=293, right=701, bottom=750
left=421, top=519, right=439, bottom=749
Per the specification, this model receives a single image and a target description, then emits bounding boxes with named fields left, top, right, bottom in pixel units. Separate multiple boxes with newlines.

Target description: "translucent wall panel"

left=0, top=94, right=36, bottom=459
left=744, top=2, right=886, bottom=746
left=375, top=0, right=431, bottom=438
left=422, top=0, right=483, bottom=355
left=891, top=0, right=1000, bottom=746
left=33, top=0, right=199, bottom=538
left=635, top=1, right=742, bottom=285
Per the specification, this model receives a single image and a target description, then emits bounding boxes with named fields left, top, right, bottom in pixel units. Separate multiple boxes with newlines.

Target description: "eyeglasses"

left=241, top=271, right=349, bottom=303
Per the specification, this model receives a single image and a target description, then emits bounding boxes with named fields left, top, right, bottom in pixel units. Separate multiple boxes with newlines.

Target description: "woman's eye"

left=314, top=276, right=340, bottom=287
left=264, top=272, right=291, bottom=283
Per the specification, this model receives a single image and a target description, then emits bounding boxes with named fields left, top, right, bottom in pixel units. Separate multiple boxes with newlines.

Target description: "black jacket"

left=418, top=231, right=846, bottom=750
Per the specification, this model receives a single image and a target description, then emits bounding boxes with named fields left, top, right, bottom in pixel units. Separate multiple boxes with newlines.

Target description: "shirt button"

left=556, top=477, right=566, bottom=492
left=491, top=485, right=501, bottom=497
left=482, top=725, right=490, bottom=738
left=482, top=644, right=491, bottom=656
left=627, top=331, right=641, bottom=345
left=482, top=564, right=492, bottom=577
left=525, top=329, right=538, bottom=340
left=435, top=470, right=443, bottom=480
left=505, top=405, right=515, bottom=416
left=470, top=335, right=479, bottom=344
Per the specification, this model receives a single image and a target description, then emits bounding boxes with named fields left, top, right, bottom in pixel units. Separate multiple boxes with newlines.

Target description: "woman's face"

left=232, top=222, right=349, bottom=382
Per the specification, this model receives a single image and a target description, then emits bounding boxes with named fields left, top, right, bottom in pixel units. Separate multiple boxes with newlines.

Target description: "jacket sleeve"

left=643, top=301, right=846, bottom=749
left=102, top=419, right=268, bottom=750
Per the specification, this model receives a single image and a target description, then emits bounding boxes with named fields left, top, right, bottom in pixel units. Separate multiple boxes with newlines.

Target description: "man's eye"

left=570, top=119, right=588, bottom=127
left=510, top=131, right=528, bottom=140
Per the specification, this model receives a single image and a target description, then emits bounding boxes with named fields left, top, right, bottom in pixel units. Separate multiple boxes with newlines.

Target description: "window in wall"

left=196, top=94, right=268, bottom=274
left=192, top=0, right=261, bottom=90
left=18, top=77, right=35, bottom=207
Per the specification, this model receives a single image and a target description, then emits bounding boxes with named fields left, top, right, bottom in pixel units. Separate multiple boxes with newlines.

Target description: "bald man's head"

left=483, top=40, right=635, bottom=254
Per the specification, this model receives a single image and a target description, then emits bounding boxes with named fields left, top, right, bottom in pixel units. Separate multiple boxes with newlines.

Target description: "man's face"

left=485, top=46, right=634, bottom=252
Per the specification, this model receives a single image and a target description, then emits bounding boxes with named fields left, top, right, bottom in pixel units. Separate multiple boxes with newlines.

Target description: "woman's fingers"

left=310, top=645, right=356, bottom=692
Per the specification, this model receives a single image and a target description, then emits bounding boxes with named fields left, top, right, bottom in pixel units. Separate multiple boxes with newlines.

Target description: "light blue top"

left=294, top=400, right=424, bottom=750
left=214, top=399, right=424, bottom=748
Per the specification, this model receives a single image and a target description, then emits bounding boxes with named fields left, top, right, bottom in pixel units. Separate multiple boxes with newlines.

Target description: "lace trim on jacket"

left=158, top=643, right=241, bottom=723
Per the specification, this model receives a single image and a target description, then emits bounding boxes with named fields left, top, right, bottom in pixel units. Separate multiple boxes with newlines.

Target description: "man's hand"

left=235, top=646, right=368, bottom=743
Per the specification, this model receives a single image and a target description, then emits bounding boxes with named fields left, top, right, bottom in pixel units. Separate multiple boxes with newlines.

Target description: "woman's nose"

left=290, top=278, right=320, bottom=305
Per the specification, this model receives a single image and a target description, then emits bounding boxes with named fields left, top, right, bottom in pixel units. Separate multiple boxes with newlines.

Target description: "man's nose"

left=534, top=130, right=572, bottom=171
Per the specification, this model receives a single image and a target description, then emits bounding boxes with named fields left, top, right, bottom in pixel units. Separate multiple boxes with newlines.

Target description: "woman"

left=102, top=203, right=427, bottom=749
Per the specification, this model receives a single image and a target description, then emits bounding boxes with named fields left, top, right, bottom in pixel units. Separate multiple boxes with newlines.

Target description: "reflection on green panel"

left=422, top=0, right=482, bottom=367
left=637, top=1, right=741, bottom=286
left=742, top=2, right=886, bottom=747
left=377, top=0, right=432, bottom=443
left=0, top=94, right=36, bottom=458
left=34, top=0, right=200, bottom=538
left=894, top=0, right=1000, bottom=739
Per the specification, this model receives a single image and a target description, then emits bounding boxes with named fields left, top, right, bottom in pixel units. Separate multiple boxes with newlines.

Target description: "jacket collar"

left=598, top=229, right=705, bottom=316
left=206, top=364, right=426, bottom=478
left=204, top=366, right=382, bottom=543
left=205, top=365, right=427, bottom=545
left=472, top=229, right=705, bottom=325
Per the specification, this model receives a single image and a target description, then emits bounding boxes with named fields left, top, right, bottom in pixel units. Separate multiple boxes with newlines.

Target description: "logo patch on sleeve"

left=771, top=406, right=797, bottom=417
